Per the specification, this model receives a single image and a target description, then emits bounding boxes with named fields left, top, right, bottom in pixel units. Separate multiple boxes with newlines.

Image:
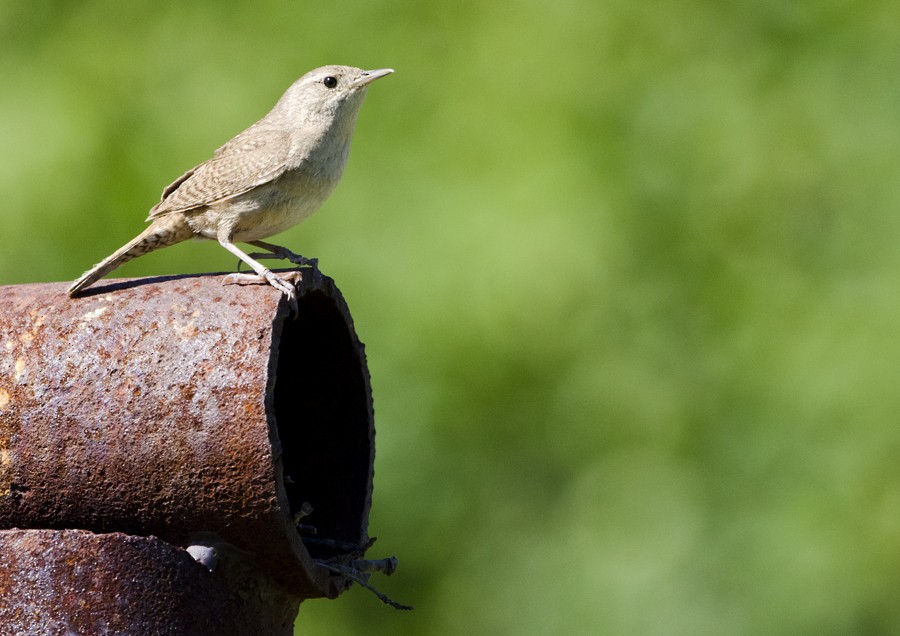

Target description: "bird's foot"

left=236, top=253, right=318, bottom=273
left=245, top=243, right=319, bottom=269
left=278, top=250, right=318, bottom=269
left=223, top=270, right=301, bottom=316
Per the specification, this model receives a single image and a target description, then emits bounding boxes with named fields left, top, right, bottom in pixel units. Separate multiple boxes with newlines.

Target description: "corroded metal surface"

left=0, top=270, right=375, bottom=599
left=0, top=528, right=300, bottom=635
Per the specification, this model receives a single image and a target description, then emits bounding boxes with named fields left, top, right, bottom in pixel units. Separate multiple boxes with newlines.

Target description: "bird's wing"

left=148, top=128, right=292, bottom=218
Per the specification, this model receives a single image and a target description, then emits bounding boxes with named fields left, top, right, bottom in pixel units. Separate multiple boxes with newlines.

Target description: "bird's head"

left=275, top=65, right=394, bottom=132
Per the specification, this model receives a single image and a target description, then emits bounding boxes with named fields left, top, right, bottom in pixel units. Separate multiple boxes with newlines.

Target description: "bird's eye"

left=323, top=76, right=338, bottom=89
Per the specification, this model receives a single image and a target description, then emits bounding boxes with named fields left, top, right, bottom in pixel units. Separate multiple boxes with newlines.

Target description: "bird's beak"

left=354, top=68, right=394, bottom=87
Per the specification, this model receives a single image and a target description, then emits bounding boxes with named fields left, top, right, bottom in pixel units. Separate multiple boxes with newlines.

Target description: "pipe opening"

left=273, top=290, right=373, bottom=559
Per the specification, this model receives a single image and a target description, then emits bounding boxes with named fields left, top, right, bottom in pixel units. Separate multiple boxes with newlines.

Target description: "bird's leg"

left=246, top=240, right=319, bottom=269
left=218, top=236, right=299, bottom=315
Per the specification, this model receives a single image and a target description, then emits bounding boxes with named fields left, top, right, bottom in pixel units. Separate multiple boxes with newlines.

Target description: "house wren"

left=67, top=65, right=393, bottom=311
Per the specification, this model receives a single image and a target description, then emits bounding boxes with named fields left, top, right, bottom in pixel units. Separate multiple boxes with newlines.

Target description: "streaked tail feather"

left=67, top=219, right=193, bottom=296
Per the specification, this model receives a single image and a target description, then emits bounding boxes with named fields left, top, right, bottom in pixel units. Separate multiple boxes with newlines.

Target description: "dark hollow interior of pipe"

left=274, top=292, right=372, bottom=559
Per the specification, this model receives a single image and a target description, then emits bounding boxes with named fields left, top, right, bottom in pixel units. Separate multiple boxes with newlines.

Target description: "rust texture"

left=0, top=270, right=375, bottom=600
left=0, top=528, right=300, bottom=635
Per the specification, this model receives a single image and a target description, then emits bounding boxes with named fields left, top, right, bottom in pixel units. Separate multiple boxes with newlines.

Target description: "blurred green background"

left=3, top=0, right=900, bottom=633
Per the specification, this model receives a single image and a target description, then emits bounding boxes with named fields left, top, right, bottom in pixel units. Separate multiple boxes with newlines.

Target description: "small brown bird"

left=68, top=65, right=393, bottom=311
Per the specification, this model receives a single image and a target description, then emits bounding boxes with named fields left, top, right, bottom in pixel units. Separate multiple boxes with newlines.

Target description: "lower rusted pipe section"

left=0, top=528, right=300, bottom=635
left=0, top=270, right=375, bottom=600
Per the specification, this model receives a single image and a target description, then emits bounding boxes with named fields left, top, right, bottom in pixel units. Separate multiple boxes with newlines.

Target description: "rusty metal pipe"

left=0, top=271, right=375, bottom=600
left=0, top=528, right=301, bottom=635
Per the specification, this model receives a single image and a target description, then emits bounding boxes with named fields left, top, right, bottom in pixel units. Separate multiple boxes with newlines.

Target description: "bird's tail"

left=67, top=217, right=194, bottom=296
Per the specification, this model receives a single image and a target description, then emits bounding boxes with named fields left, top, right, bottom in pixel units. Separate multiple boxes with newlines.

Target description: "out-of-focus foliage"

left=3, top=0, right=900, bottom=633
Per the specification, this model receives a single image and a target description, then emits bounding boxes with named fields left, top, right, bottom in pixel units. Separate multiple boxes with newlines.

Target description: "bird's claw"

left=244, top=251, right=319, bottom=269
left=289, top=254, right=318, bottom=269
left=222, top=271, right=301, bottom=317
left=266, top=244, right=317, bottom=268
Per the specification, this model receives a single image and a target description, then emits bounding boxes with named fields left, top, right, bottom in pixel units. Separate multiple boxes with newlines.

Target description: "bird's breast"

left=188, top=135, right=353, bottom=243
left=217, top=168, right=340, bottom=242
